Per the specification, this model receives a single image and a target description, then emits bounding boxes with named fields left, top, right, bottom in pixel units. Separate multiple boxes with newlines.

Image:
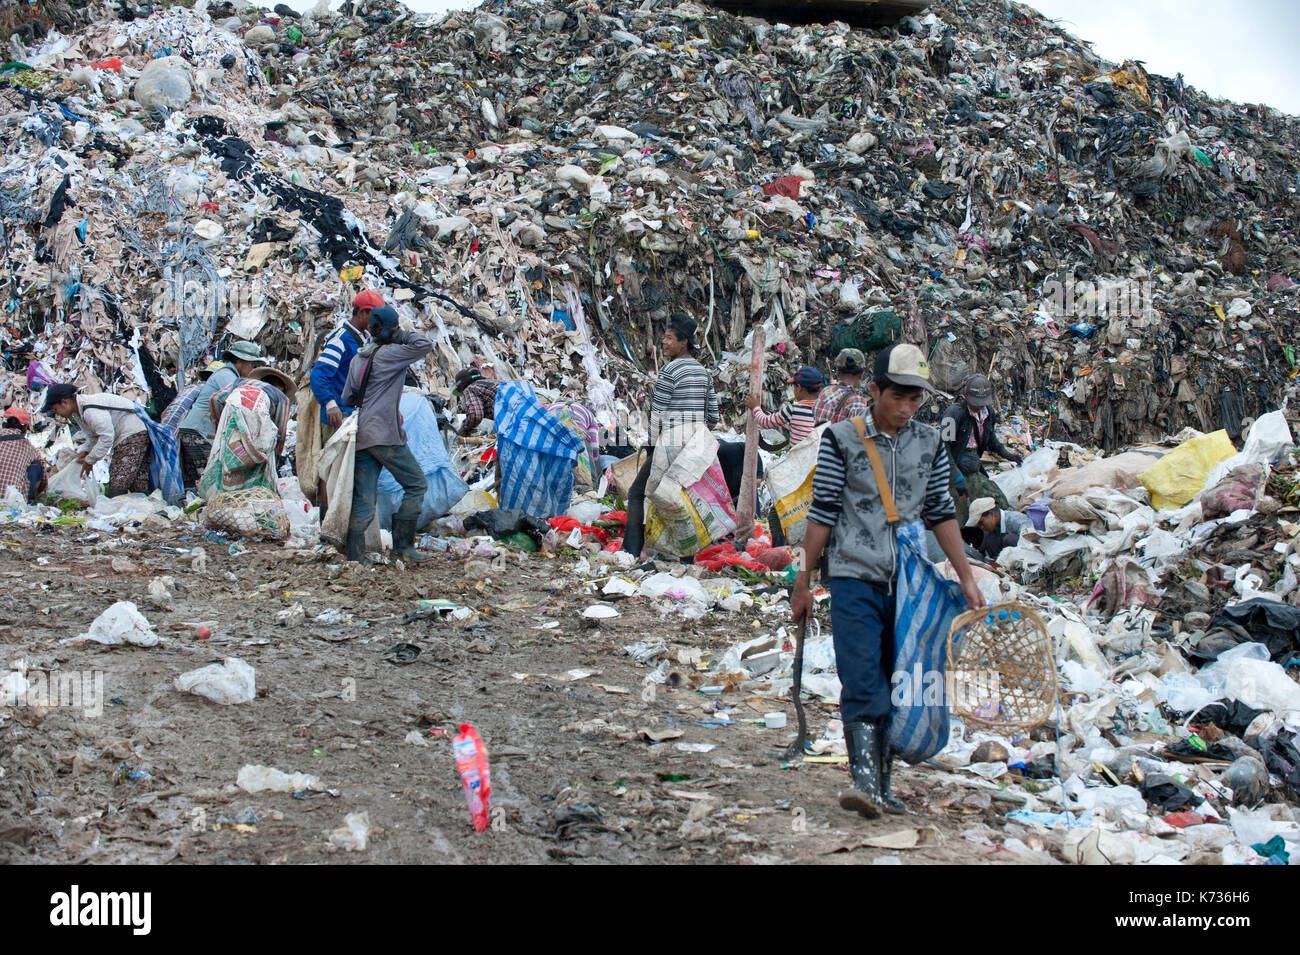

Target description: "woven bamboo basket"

left=204, top=486, right=289, bottom=541
left=946, top=601, right=1057, bottom=731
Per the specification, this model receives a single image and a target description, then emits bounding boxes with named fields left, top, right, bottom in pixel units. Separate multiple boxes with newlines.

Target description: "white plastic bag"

left=992, top=446, right=1059, bottom=508
left=1202, top=411, right=1294, bottom=493
left=47, top=461, right=99, bottom=504
left=174, top=657, right=256, bottom=705
left=236, top=764, right=322, bottom=794
left=74, top=601, right=158, bottom=646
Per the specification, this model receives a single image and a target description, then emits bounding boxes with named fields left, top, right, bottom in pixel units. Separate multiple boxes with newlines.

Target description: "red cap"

left=3, top=405, right=29, bottom=427
left=352, top=290, right=384, bottom=311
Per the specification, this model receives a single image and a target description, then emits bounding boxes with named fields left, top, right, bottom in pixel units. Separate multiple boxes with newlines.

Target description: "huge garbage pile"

left=0, top=0, right=1296, bottom=443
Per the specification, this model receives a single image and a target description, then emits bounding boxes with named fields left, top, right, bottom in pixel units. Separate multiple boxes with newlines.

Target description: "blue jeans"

left=829, top=577, right=896, bottom=724
left=349, top=444, right=427, bottom=536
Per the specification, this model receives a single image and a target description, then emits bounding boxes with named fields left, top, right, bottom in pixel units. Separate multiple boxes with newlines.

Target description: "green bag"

left=829, top=309, right=902, bottom=355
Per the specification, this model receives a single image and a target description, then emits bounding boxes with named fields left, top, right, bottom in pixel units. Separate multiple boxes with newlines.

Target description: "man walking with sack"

left=790, top=344, right=985, bottom=818
left=340, top=306, right=434, bottom=566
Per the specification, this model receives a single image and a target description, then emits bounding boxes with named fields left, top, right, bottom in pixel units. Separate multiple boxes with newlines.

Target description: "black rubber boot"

left=838, top=721, right=884, bottom=818
left=879, top=735, right=907, bottom=815
left=391, top=517, right=431, bottom=564
left=346, top=526, right=372, bottom=566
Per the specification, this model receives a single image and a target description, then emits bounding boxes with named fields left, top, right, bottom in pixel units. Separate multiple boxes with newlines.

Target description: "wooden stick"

left=735, top=327, right=764, bottom=545
left=781, top=613, right=809, bottom=762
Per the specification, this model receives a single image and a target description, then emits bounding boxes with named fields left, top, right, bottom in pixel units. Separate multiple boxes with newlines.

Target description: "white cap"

left=966, top=497, right=997, bottom=527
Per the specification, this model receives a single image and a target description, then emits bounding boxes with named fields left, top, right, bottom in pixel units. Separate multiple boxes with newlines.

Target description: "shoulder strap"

left=832, top=387, right=858, bottom=421
left=353, top=346, right=381, bottom=410
left=851, top=416, right=899, bottom=524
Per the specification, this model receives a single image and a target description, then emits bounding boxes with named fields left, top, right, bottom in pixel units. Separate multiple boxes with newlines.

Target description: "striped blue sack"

left=887, top=520, right=966, bottom=764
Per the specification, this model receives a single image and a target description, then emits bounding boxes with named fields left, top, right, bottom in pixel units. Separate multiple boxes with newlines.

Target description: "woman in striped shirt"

left=746, top=365, right=825, bottom=446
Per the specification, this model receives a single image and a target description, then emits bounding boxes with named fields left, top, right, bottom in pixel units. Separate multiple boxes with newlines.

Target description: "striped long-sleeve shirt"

left=808, top=427, right=956, bottom=529
left=752, top=400, right=818, bottom=445
left=309, top=321, right=366, bottom=424
left=650, top=357, right=718, bottom=445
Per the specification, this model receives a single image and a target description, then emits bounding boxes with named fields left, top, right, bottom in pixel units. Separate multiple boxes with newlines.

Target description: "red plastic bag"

left=452, top=724, right=491, bottom=832
left=91, top=57, right=123, bottom=71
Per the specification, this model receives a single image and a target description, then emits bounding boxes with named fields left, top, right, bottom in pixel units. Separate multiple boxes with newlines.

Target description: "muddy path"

left=0, top=524, right=1044, bottom=865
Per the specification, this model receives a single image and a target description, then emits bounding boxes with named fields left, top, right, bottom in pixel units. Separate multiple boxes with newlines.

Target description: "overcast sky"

left=1024, top=0, right=1300, bottom=116
left=326, top=0, right=1300, bottom=116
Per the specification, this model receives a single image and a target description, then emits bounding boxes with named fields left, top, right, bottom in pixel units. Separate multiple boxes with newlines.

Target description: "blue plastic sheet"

left=375, top=393, right=469, bottom=530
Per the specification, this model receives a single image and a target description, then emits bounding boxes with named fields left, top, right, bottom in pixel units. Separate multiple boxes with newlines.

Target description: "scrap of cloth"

left=496, top=381, right=583, bottom=518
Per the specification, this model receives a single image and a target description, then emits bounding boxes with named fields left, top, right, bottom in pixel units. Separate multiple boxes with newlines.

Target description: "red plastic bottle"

left=452, top=724, right=491, bottom=832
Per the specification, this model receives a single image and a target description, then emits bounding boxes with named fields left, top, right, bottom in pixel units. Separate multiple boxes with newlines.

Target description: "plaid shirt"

left=813, top=382, right=871, bottom=424
left=458, top=379, right=499, bottom=431
left=0, top=429, right=43, bottom=498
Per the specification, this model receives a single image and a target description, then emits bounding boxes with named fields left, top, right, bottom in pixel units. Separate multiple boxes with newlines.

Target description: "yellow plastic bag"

left=1139, top=430, right=1237, bottom=510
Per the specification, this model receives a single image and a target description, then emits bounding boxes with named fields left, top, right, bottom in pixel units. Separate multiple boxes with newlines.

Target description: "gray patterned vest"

left=824, top=415, right=942, bottom=588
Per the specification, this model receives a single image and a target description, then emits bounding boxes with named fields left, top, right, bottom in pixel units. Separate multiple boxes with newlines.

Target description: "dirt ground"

left=0, top=522, right=1050, bottom=865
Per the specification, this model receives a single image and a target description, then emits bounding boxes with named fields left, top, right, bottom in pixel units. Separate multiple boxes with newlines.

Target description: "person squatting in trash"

left=341, top=306, right=435, bottom=566
left=175, top=341, right=264, bottom=490
left=454, top=366, right=499, bottom=437
left=790, top=343, right=985, bottom=819
left=966, top=496, right=1031, bottom=562
left=621, top=312, right=719, bottom=557
left=310, top=289, right=380, bottom=508
left=43, top=383, right=152, bottom=498
left=0, top=405, right=46, bottom=503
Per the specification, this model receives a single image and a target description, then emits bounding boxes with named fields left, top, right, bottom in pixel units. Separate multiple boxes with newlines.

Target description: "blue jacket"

left=310, top=321, right=366, bottom=424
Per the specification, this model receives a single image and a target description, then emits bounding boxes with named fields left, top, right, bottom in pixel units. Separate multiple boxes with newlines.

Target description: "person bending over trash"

left=44, top=383, right=152, bottom=498
left=197, top=367, right=295, bottom=503
left=966, top=496, right=1031, bottom=562
left=454, top=367, right=499, bottom=437
left=941, top=374, right=1021, bottom=536
left=621, top=312, right=718, bottom=558
left=176, top=341, right=264, bottom=491
left=0, top=405, right=45, bottom=503
left=341, top=306, right=434, bottom=566
left=790, top=344, right=985, bottom=819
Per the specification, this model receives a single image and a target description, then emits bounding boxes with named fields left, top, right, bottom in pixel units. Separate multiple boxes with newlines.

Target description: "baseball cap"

left=369, top=306, right=400, bottom=333
left=966, top=497, right=997, bottom=527
left=965, top=374, right=994, bottom=408
left=873, top=343, right=936, bottom=393
left=834, top=348, right=867, bottom=374
left=3, top=405, right=30, bottom=428
left=41, top=382, right=77, bottom=412
left=352, top=289, right=385, bottom=311
left=223, top=340, right=264, bottom=363
left=788, top=366, right=826, bottom=388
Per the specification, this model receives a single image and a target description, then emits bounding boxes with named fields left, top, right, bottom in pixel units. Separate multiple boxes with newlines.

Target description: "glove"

left=1007, top=453, right=1023, bottom=465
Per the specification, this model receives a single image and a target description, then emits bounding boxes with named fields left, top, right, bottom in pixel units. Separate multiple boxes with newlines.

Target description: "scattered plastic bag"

left=174, top=657, right=255, bottom=705
left=236, top=764, right=323, bottom=794
left=74, top=601, right=158, bottom=647
left=47, top=461, right=99, bottom=505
